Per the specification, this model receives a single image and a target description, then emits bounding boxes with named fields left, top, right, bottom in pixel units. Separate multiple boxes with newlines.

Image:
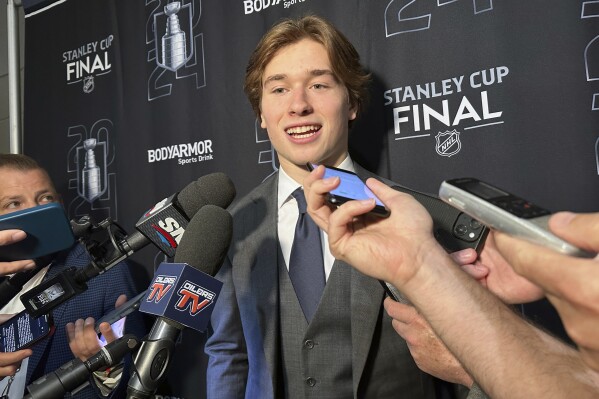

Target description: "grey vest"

left=279, top=258, right=353, bottom=399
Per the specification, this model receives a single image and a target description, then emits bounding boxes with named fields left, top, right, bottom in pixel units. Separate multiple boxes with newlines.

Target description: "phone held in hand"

left=0, top=310, right=54, bottom=352
left=306, top=163, right=390, bottom=217
left=95, top=291, right=145, bottom=345
left=0, top=203, right=75, bottom=262
left=439, top=177, right=595, bottom=258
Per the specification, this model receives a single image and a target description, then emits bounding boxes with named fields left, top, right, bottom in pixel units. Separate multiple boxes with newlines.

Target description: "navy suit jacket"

left=24, top=243, right=146, bottom=398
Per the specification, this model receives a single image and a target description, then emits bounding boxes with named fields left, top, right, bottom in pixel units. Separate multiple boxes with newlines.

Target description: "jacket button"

left=306, top=377, right=316, bottom=387
left=304, top=340, right=314, bottom=349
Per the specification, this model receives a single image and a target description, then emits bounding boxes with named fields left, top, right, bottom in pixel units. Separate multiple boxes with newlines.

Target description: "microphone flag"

left=140, top=262, right=222, bottom=332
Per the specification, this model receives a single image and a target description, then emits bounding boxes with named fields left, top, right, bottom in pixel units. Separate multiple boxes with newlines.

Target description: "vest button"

left=304, top=340, right=314, bottom=349
left=306, top=377, right=316, bottom=387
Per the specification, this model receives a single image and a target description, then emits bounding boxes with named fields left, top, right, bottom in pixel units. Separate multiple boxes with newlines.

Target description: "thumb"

left=114, top=294, right=127, bottom=309
left=549, top=212, right=599, bottom=252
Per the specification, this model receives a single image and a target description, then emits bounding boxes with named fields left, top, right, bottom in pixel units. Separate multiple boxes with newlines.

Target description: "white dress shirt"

left=276, top=155, right=356, bottom=281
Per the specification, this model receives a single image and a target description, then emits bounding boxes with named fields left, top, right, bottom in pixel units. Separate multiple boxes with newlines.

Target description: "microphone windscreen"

left=173, top=205, right=232, bottom=277
left=177, top=173, right=236, bottom=219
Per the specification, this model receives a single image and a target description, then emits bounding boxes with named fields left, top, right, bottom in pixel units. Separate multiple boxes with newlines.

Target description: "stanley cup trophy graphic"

left=160, top=2, right=189, bottom=71
left=81, top=138, right=103, bottom=202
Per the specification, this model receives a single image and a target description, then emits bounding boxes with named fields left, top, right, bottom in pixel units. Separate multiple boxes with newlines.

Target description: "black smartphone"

left=94, top=291, right=145, bottom=335
left=95, top=291, right=145, bottom=346
left=306, top=163, right=390, bottom=217
left=439, top=178, right=595, bottom=258
left=0, top=203, right=75, bottom=261
left=0, top=310, right=55, bottom=352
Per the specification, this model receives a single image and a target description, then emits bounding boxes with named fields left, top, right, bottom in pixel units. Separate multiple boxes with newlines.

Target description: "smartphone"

left=0, top=203, right=75, bottom=261
left=0, top=310, right=54, bottom=352
left=439, top=177, right=595, bottom=258
left=393, top=184, right=488, bottom=254
left=306, top=163, right=390, bottom=217
left=95, top=291, right=146, bottom=344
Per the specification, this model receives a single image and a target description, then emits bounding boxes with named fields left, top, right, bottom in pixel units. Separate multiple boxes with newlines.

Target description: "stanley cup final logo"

left=154, top=2, right=194, bottom=72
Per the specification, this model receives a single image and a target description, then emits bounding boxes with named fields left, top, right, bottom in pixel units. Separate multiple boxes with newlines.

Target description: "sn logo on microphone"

left=175, top=280, right=215, bottom=316
left=147, top=275, right=177, bottom=303
left=151, top=218, right=185, bottom=249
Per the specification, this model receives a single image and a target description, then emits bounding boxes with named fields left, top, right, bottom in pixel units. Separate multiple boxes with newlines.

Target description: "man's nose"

left=288, top=89, right=313, bottom=116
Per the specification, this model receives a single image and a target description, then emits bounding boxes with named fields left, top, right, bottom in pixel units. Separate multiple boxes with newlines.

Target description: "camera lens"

left=454, top=224, right=468, bottom=236
left=469, top=219, right=482, bottom=229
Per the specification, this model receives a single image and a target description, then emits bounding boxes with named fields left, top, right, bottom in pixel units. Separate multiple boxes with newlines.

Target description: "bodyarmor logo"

left=147, top=275, right=177, bottom=303
left=435, top=130, right=461, bottom=157
left=175, top=281, right=215, bottom=316
left=154, top=2, right=193, bottom=71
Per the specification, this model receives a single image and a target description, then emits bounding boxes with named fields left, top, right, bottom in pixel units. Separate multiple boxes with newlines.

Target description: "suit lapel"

left=233, top=174, right=281, bottom=394
left=349, top=163, right=388, bottom=395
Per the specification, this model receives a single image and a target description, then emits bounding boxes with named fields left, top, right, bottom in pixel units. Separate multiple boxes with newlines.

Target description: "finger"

left=65, top=322, right=76, bottom=343
left=304, top=166, right=340, bottom=230
left=449, top=248, right=478, bottom=266
left=0, top=365, right=19, bottom=377
left=115, top=294, right=127, bottom=308
left=0, top=230, right=27, bottom=246
left=365, top=178, right=398, bottom=204
left=98, top=322, right=118, bottom=344
left=549, top=212, right=599, bottom=251
left=383, top=297, right=419, bottom=324
left=460, top=263, right=490, bottom=280
left=0, top=349, right=32, bottom=366
left=494, top=232, right=591, bottom=297
left=327, top=198, right=377, bottom=244
left=81, top=318, right=101, bottom=355
left=0, top=259, right=37, bottom=276
left=0, top=314, right=16, bottom=324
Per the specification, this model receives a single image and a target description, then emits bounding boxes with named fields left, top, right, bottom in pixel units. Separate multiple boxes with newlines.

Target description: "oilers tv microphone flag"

left=140, top=262, right=223, bottom=332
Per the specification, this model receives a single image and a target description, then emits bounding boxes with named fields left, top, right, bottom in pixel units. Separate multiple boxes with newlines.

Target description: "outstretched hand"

left=67, top=294, right=127, bottom=361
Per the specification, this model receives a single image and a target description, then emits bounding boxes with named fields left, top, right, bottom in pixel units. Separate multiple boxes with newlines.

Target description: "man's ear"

left=349, top=103, right=358, bottom=122
left=260, top=114, right=267, bottom=129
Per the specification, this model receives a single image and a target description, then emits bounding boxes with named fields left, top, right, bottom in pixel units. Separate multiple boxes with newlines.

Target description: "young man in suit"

left=0, top=153, right=146, bottom=398
left=205, top=15, right=481, bottom=398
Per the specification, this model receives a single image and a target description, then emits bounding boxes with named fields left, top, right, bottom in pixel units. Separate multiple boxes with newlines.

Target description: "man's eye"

left=272, top=87, right=286, bottom=94
left=39, top=195, right=55, bottom=203
left=6, top=201, right=20, bottom=209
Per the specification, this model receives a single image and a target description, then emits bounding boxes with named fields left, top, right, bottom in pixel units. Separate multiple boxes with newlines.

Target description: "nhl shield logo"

left=83, top=76, right=94, bottom=93
left=435, top=130, right=461, bottom=157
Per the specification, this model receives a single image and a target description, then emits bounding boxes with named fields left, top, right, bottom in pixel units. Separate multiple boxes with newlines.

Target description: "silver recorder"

left=438, top=177, right=595, bottom=258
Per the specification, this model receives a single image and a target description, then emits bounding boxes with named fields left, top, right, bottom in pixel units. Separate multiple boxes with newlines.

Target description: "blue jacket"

left=25, top=243, right=147, bottom=398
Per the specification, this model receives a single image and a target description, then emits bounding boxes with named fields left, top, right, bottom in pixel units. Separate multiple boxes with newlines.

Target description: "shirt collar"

left=277, top=154, right=355, bottom=210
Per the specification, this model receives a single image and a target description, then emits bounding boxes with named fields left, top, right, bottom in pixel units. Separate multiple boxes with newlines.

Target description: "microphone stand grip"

left=126, top=320, right=179, bottom=399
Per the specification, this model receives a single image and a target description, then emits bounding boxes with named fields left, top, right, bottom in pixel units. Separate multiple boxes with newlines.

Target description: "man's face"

left=0, top=168, right=59, bottom=215
left=259, top=38, right=357, bottom=181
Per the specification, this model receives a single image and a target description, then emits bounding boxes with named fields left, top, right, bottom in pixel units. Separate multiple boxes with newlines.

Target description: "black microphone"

left=126, top=205, right=233, bottom=399
left=20, top=173, right=236, bottom=317
left=24, top=334, right=140, bottom=399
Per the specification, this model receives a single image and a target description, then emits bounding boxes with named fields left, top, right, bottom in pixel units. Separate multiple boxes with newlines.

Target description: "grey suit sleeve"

left=204, top=256, right=249, bottom=399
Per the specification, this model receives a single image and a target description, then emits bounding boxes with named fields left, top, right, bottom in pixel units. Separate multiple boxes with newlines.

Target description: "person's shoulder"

left=354, top=163, right=397, bottom=187
left=228, top=172, right=277, bottom=215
